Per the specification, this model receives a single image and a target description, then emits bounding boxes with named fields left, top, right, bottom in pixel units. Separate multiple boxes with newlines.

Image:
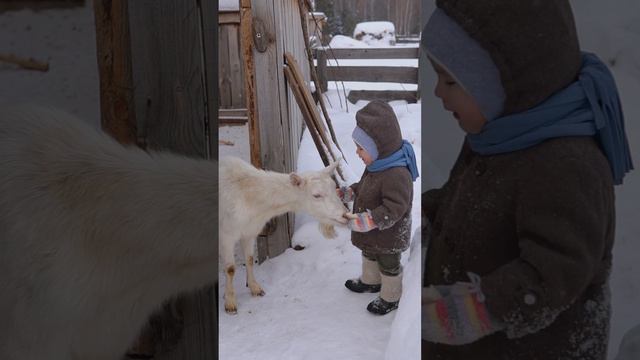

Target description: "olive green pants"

left=362, top=251, right=402, bottom=276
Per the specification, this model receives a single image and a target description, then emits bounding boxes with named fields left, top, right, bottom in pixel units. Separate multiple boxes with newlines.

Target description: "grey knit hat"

left=423, top=8, right=506, bottom=120
left=352, top=126, right=379, bottom=160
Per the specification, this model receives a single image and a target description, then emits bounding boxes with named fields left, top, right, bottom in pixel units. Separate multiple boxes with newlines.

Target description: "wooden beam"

left=240, top=0, right=261, bottom=168
left=317, top=47, right=419, bottom=60
left=94, top=0, right=138, bottom=146
left=326, top=66, right=418, bottom=84
left=219, top=12, right=240, bottom=24
left=347, top=90, right=419, bottom=104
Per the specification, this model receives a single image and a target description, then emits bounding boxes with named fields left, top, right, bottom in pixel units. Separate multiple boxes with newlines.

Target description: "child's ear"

left=289, top=173, right=305, bottom=187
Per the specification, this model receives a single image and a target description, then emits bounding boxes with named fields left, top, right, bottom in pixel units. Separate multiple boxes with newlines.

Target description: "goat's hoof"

left=224, top=306, right=238, bottom=314
left=251, top=288, right=265, bottom=297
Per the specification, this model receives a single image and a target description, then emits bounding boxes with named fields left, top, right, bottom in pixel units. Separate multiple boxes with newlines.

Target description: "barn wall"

left=252, top=0, right=307, bottom=261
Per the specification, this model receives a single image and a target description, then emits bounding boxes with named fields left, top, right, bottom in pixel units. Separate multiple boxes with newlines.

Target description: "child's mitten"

left=346, top=211, right=377, bottom=232
left=336, top=186, right=355, bottom=202
left=422, top=273, right=504, bottom=345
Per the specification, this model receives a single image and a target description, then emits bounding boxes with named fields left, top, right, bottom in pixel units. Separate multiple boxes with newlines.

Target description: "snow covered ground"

left=422, top=1, right=640, bottom=359
left=2, top=1, right=638, bottom=358
left=219, top=91, right=422, bottom=359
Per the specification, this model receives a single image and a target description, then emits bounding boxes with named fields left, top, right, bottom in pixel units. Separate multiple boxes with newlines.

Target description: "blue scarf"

left=467, top=52, right=633, bottom=185
left=367, top=140, right=419, bottom=181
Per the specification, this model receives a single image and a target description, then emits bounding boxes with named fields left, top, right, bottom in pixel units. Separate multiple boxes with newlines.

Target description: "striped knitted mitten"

left=336, top=186, right=355, bottom=202
left=347, top=211, right=377, bottom=232
left=422, top=273, right=504, bottom=345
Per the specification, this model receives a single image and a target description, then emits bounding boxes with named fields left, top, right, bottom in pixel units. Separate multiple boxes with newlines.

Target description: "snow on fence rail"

left=315, top=46, right=419, bottom=103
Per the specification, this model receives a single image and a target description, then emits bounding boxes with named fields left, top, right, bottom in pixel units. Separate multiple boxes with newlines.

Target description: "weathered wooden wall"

left=251, top=0, right=307, bottom=262
left=219, top=11, right=246, bottom=110
left=95, top=0, right=217, bottom=358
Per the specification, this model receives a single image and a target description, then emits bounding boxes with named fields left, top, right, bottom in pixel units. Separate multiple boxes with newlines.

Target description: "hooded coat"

left=423, top=138, right=615, bottom=359
left=422, top=0, right=616, bottom=358
left=350, top=101, right=413, bottom=254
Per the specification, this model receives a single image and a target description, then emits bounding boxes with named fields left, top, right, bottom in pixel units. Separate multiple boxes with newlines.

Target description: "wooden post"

left=94, top=1, right=217, bottom=359
left=240, top=0, right=262, bottom=168
left=94, top=0, right=138, bottom=146
left=316, top=48, right=328, bottom=92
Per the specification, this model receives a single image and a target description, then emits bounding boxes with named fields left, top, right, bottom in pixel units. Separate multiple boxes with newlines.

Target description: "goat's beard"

left=319, top=223, right=337, bottom=239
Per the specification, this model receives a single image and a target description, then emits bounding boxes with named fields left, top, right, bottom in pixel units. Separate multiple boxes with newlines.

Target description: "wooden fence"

left=315, top=46, right=420, bottom=103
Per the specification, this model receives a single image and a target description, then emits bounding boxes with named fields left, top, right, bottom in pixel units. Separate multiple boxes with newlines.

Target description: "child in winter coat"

left=338, top=100, right=419, bottom=315
left=421, top=1, right=633, bottom=359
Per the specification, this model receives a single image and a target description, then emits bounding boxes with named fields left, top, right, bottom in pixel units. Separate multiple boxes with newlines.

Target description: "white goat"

left=219, top=156, right=348, bottom=314
left=0, top=105, right=218, bottom=360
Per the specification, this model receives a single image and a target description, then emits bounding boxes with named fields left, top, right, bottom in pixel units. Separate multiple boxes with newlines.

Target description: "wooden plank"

left=94, top=0, right=137, bottom=146
left=127, top=0, right=216, bottom=359
left=241, top=0, right=262, bottom=169
left=201, top=0, right=218, bottom=160
left=317, top=47, right=419, bottom=60
left=220, top=108, right=248, bottom=117
left=227, top=25, right=245, bottom=108
left=347, top=90, right=419, bottom=104
left=326, top=66, right=418, bottom=84
left=218, top=26, right=233, bottom=108
left=219, top=12, right=240, bottom=24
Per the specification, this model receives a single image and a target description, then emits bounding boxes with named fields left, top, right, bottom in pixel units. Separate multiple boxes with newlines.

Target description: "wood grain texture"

left=124, top=0, right=216, bottom=358
left=326, top=66, right=419, bottom=84
left=347, top=90, right=419, bottom=104
left=317, top=47, right=419, bottom=60
left=94, top=0, right=138, bottom=146
left=240, top=1, right=261, bottom=168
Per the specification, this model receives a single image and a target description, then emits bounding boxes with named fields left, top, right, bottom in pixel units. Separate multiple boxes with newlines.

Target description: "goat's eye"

left=313, top=194, right=323, bottom=199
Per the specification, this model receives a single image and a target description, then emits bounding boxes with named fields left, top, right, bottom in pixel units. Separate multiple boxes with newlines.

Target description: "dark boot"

left=367, top=297, right=399, bottom=315
left=345, top=255, right=381, bottom=293
left=367, top=273, right=402, bottom=315
left=345, top=278, right=381, bottom=293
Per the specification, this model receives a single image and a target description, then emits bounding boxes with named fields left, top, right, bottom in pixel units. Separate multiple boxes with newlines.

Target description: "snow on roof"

left=219, top=0, right=239, bottom=12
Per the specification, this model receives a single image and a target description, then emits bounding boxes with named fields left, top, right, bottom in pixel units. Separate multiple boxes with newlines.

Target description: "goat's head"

left=289, top=161, right=348, bottom=229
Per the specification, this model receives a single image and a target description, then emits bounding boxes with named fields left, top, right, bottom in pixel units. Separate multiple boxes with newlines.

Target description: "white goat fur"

left=0, top=106, right=218, bottom=360
left=219, top=156, right=347, bottom=314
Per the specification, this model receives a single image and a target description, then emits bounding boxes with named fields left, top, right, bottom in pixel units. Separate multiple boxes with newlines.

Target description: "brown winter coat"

left=350, top=101, right=413, bottom=254
left=423, top=137, right=615, bottom=359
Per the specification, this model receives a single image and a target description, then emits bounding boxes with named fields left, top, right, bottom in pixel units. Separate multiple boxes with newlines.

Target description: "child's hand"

left=423, top=274, right=504, bottom=345
left=346, top=211, right=377, bottom=232
left=336, top=186, right=354, bottom=202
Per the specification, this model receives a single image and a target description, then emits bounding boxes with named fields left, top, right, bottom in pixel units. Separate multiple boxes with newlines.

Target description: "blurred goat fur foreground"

left=0, top=105, right=218, bottom=360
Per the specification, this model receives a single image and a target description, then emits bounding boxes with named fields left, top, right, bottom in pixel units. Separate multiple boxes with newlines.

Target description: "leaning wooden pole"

left=284, top=53, right=345, bottom=182
left=296, top=0, right=346, bottom=161
left=240, top=0, right=262, bottom=168
left=284, top=65, right=330, bottom=168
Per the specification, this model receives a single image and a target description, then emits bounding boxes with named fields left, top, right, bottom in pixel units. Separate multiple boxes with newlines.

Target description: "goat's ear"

left=290, top=173, right=305, bottom=187
left=323, top=159, right=340, bottom=175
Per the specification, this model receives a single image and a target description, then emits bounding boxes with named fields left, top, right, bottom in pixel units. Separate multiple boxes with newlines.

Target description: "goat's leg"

left=240, top=236, right=265, bottom=296
left=221, top=240, right=238, bottom=314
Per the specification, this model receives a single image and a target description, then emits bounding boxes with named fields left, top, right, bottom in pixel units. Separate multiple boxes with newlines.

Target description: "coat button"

left=524, top=293, right=537, bottom=305
left=474, top=161, right=487, bottom=176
